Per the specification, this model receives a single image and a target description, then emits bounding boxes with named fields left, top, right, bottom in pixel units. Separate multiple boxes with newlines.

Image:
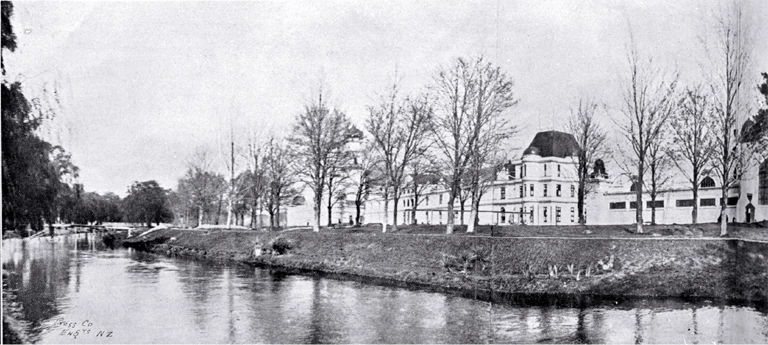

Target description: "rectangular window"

left=570, top=185, right=575, bottom=198
left=646, top=200, right=664, bottom=208
left=701, top=198, right=716, bottom=206
left=439, top=194, right=443, bottom=204
left=543, top=184, right=548, bottom=197
left=500, top=187, right=506, bottom=200
left=557, top=164, right=561, bottom=177
left=426, top=196, right=429, bottom=206
left=530, top=207, right=534, bottom=223
left=629, top=201, right=637, bottom=209
left=571, top=207, right=575, bottom=223
left=520, top=185, right=524, bottom=198
left=556, top=184, right=562, bottom=197
left=544, top=164, right=547, bottom=176
left=556, top=207, right=561, bottom=223
left=676, top=199, right=694, bottom=207
left=530, top=184, right=534, bottom=197
left=609, top=202, right=626, bottom=209
left=543, top=207, right=548, bottom=222
left=721, top=197, right=739, bottom=206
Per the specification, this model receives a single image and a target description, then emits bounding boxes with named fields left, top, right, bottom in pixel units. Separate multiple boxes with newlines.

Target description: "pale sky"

left=5, top=0, right=767, bottom=196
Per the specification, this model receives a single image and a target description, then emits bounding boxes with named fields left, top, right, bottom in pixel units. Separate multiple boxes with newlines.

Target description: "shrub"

left=271, top=237, right=294, bottom=255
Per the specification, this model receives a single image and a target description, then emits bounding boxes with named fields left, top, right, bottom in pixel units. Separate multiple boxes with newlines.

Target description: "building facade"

left=362, top=130, right=768, bottom=227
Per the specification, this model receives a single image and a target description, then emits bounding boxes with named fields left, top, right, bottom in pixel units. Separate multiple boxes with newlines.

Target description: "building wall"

left=360, top=156, right=768, bottom=227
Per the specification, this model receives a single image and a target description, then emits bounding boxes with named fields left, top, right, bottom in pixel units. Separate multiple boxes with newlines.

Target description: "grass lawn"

left=279, top=221, right=768, bottom=241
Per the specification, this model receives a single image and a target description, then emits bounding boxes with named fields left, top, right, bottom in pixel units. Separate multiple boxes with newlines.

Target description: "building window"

left=571, top=207, right=575, bottom=223
left=520, top=185, right=524, bottom=198
left=523, top=164, right=527, bottom=177
left=500, top=187, right=506, bottom=200
left=426, top=196, right=429, bottom=206
left=676, top=199, right=694, bottom=207
left=439, top=194, right=443, bottom=204
left=530, top=207, right=534, bottom=223
left=557, top=164, right=561, bottom=177
left=646, top=200, right=664, bottom=208
left=701, top=198, right=716, bottom=206
left=721, top=197, right=739, bottom=206
left=544, top=164, right=547, bottom=176
left=556, top=184, right=562, bottom=197
left=760, top=159, right=767, bottom=205
left=570, top=185, right=575, bottom=198
left=500, top=207, right=506, bottom=223
left=530, top=184, right=534, bottom=197
left=629, top=201, right=637, bottom=209
left=700, top=176, right=716, bottom=188
left=609, top=202, right=626, bottom=209
left=543, top=207, right=548, bottom=223
left=556, top=207, right=562, bottom=223
left=543, top=184, right=548, bottom=197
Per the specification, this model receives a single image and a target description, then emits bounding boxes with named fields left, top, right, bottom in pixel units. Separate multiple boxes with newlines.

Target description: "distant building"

left=362, top=130, right=768, bottom=226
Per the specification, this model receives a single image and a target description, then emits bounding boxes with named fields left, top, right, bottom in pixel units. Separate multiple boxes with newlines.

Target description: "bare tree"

left=350, top=142, right=382, bottom=226
left=614, top=38, right=678, bottom=234
left=263, top=138, right=298, bottom=229
left=406, top=155, right=439, bottom=225
left=646, top=133, right=673, bottom=225
left=290, top=92, right=361, bottom=232
left=667, top=86, right=717, bottom=224
left=245, top=136, right=267, bottom=229
left=567, top=99, right=609, bottom=224
left=178, top=147, right=227, bottom=226
left=703, top=3, right=759, bottom=235
left=430, top=56, right=517, bottom=234
left=325, top=150, right=354, bottom=226
left=366, top=79, right=432, bottom=232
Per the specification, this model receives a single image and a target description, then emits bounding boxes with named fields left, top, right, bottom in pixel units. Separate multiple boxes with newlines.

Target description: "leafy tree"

left=2, top=2, right=78, bottom=234
left=263, top=138, right=298, bottom=229
left=122, top=180, right=173, bottom=227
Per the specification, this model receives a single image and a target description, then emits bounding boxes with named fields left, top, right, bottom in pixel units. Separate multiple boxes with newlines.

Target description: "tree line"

left=4, top=2, right=766, bottom=236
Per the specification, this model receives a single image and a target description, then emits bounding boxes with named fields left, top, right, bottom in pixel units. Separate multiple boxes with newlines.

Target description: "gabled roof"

left=523, top=130, right=580, bottom=158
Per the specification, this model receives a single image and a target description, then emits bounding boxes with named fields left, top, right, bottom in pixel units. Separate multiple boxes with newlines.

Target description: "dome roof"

left=523, top=146, right=541, bottom=156
left=522, top=131, right=581, bottom=158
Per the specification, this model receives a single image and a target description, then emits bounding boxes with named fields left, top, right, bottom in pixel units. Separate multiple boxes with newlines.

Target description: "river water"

left=2, top=234, right=767, bottom=344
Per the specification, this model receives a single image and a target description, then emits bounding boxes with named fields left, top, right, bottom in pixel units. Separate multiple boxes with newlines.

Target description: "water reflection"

left=2, top=235, right=767, bottom=344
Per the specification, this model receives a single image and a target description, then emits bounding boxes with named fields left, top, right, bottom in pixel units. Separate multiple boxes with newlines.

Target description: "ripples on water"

left=2, top=234, right=767, bottom=344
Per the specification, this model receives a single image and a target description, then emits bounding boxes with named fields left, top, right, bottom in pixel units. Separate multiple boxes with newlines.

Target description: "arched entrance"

left=746, top=203, right=755, bottom=223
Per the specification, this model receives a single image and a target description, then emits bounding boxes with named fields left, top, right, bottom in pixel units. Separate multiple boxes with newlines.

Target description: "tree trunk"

left=226, top=197, right=233, bottom=228
left=313, top=191, right=321, bottom=232
left=411, top=196, right=418, bottom=225
left=392, top=194, right=400, bottom=231
left=446, top=183, right=457, bottom=234
left=198, top=204, right=204, bottom=227
left=382, top=190, right=389, bottom=233
left=355, top=200, right=362, bottom=226
left=467, top=184, right=480, bottom=233
left=692, top=183, right=699, bottom=224
left=276, top=200, right=281, bottom=229
left=459, top=200, right=465, bottom=225
left=719, top=186, right=728, bottom=236
left=327, top=190, right=334, bottom=227
left=650, top=195, right=657, bottom=225
left=636, top=163, right=644, bottom=234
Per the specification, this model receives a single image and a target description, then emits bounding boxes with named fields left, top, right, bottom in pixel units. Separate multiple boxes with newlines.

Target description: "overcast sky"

left=5, top=0, right=767, bottom=196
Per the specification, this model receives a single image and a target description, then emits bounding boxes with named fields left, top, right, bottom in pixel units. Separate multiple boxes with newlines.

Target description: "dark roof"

left=523, top=131, right=580, bottom=158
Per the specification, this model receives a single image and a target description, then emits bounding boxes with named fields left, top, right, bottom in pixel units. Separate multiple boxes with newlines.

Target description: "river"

left=2, top=234, right=767, bottom=344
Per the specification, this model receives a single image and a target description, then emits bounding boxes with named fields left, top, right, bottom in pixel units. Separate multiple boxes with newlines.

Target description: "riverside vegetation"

left=122, top=224, right=768, bottom=305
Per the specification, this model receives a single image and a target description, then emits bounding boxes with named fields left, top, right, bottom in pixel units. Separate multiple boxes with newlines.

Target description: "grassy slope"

left=123, top=224, right=768, bottom=303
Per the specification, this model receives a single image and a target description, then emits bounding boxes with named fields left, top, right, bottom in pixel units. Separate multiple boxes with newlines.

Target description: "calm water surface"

left=2, top=234, right=767, bottom=344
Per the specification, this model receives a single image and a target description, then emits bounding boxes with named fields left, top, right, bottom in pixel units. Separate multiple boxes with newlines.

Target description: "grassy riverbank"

left=122, top=225, right=768, bottom=304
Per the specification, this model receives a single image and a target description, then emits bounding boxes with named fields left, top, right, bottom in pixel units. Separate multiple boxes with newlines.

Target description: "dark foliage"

left=122, top=180, right=173, bottom=227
